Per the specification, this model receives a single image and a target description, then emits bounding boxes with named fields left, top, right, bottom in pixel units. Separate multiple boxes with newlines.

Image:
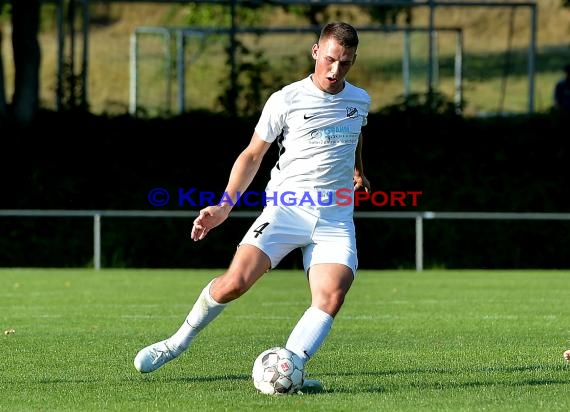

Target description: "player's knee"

left=314, top=291, right=346, bottom=317
left=212, top=272, right=251, bottom=302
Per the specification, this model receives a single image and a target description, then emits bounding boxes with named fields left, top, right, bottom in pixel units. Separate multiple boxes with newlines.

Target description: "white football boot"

left=133, top=340, right=183, bottom=373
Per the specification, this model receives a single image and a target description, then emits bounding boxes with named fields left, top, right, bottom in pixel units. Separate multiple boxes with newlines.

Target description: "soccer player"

left=134, top=21, right=371, bottom=392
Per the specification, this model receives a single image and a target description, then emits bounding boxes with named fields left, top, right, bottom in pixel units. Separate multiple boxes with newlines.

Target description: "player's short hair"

left=319, top=22, right=359, bottom=49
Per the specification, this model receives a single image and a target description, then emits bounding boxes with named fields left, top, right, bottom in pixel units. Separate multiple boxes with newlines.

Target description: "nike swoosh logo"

left=304, top=114, right=316, bottom=119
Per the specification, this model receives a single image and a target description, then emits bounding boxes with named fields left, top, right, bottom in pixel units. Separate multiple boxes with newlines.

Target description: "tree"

left=11, top=0, right=41, bottom=125
left=0, top=0, right=41, bottom=126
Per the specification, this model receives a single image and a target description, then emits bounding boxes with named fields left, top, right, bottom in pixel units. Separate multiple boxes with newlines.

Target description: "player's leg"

left=164, top=244, right=271, bottom=349
left=285, top=217, right=357, bottom=392
left=134, top=205, right=306, bottom=374
left=163, top=244, right=271, bottom=348
left=133, top=245, right=270, bottom=373
left=286, top=263, right=354, bottom=362
left=288, top=263, right=354, bottom=393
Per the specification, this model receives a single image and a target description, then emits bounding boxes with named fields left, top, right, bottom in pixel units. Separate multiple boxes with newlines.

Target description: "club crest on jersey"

left=346, top=107, right=358, bottom=118
left=310, top=129, right=322, bottom=139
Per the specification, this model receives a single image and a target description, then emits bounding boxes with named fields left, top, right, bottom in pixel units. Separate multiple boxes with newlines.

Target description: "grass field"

left=1, top=268, right=570, bottom=411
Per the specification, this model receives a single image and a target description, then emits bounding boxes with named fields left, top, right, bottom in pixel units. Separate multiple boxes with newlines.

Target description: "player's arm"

left=191, top=132, right=271, bottom=241
left=353, top=132, right=371, bottom=192
left=220, top=131, right=271, bottom=209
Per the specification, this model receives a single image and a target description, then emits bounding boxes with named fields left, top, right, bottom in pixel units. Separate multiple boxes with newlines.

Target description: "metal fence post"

left=415, top=215, right=423, bottom=272
left=94, top=213, right=101, bottom=270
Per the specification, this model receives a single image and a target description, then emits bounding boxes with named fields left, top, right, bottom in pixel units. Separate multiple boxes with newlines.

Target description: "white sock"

left=166, top=279, right=226, bottom=352
left=285, top=306, right=333, bottom=364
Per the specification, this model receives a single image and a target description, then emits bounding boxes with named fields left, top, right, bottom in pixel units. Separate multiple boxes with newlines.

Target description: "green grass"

left=1, top=268, right=570, bottom=411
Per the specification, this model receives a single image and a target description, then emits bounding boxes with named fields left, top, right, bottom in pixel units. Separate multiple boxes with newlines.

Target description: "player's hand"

left=353, top=175, right=371, bottom=193
left=190, top=206, right=231, bottom=241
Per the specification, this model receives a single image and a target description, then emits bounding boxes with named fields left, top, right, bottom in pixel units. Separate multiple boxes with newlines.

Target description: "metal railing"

left=2, top=209, right=569, bottom=271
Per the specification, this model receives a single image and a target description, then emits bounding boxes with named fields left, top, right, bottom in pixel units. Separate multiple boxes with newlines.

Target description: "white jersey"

left=254, top=75, right=371, bottom=221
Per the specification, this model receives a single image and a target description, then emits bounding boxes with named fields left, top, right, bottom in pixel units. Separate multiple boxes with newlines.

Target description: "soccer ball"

left=252, top=346, right=305, bottom=395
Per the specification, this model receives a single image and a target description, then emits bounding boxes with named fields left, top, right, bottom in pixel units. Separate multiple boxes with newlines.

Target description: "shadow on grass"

left=322, top=363, right=570, bottom=394
left=116, top=363, right=570, bottom=395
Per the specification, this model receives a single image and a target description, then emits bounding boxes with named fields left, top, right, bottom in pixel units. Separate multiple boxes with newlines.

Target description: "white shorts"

left=239, top=205, right=358, bottom=275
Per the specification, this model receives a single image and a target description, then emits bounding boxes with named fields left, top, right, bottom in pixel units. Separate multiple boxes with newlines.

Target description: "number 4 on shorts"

left=253, top=222, right=269, bottom=238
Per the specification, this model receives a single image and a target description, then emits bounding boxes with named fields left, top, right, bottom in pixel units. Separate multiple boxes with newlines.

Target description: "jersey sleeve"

left=254, top=90, right=287, bottom=143
left=360, top=89, right=371, bottom=127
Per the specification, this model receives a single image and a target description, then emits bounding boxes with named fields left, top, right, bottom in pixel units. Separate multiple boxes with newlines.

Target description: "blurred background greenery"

left=2, top=0, right=569, bottom=117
